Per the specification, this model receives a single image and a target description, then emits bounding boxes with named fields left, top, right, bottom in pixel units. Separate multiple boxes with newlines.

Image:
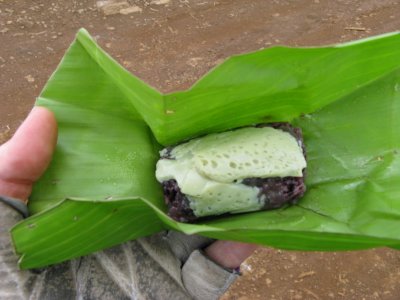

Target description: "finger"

left=204, top=240, right=258, bottom=269
left=0, top=107, right=58, bottom=201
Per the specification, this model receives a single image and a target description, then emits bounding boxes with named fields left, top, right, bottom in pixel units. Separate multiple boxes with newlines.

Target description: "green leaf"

left=11, top=29, right=400, bottom=269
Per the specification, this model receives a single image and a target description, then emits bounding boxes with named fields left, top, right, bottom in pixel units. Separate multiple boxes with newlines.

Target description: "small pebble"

left=25, top=75, right=35, bottom=83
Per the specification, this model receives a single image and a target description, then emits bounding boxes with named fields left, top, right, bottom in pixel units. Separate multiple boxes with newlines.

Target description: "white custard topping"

left=156, top=127, right=306, bottom=217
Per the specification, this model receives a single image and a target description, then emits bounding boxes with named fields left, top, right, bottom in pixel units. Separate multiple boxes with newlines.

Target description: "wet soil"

left=1, top=1, right=400, bottom=299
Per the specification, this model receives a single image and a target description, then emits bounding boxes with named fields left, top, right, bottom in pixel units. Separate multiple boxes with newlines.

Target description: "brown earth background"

left=1, top=1, right=400, bottom=299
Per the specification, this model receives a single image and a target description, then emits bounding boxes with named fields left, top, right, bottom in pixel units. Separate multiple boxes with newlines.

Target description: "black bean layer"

left=162, top=179, right=197, bottom=223
left=241, top=176, right=305, bottom=209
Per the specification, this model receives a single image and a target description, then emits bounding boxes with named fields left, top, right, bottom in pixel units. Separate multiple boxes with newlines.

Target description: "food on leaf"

left=156, top=123, right=307, bottom=222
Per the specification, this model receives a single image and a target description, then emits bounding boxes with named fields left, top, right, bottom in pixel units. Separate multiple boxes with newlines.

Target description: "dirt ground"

left=1, top=0, right=400, bottom=299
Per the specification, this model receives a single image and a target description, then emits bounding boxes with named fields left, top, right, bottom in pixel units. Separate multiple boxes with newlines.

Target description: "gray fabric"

left=0, top=201, right=239, bottom=300
left=164, top=231, right=215, bottom=263
left=0, top=195, right=29, bottom=218
left=0, top=202, right=37, bottom=299
left=183, top=250, right=240, bottom=300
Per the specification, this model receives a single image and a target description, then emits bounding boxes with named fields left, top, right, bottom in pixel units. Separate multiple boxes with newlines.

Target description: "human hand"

left=204, top=240, right=258, bottom=269
left=0, top=107, right=57, bottom=203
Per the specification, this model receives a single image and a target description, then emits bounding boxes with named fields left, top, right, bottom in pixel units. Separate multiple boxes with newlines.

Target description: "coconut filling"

left=156, top=127, right=307, bottom=217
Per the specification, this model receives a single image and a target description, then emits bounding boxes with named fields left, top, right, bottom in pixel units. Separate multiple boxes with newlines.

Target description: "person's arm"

left=0, top=107, right=57, bottom=299
left=0, top=107, right=257, bottom=300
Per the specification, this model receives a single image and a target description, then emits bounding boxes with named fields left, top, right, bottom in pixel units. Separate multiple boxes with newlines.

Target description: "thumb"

left=204, top=240, right=258, bottom=269
left=0, top=107, right=58, bottom=202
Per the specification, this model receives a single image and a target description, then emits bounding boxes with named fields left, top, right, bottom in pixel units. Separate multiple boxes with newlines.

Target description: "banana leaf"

left=11, top=29, right=400, bottom=269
